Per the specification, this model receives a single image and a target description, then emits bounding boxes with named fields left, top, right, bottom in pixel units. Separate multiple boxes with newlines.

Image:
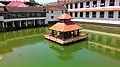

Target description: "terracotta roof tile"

left=49, top=22, right=82, bottom=32
left=44, top=2, right=64, bottom=11
left=7, top=1, right=28, bottom=7
left=6, top=7, right=44, bottom=12
left=58, top=13, right=73, bottom=19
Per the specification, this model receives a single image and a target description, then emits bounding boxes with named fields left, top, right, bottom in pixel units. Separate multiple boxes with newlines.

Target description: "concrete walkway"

left=81, top=29, right=120, bottom=37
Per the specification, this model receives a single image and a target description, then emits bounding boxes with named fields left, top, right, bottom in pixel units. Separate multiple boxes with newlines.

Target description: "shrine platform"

left=44, top=34, right=88, bottom=45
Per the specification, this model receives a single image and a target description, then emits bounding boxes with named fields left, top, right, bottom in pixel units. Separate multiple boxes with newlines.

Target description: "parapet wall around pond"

left=77, top=22, right=120, bottom=35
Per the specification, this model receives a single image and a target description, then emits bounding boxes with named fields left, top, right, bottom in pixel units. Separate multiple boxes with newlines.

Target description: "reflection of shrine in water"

left=0, top=28, right=47, bottom=59
left=48, top=40, right=88, bottom=61
left=86, top=31, right=120, bottom=60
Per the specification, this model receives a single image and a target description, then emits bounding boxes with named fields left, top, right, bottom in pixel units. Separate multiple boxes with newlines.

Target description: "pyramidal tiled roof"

left=49, top=22, right=82, bottom=32
left=57, top=13, right=73, bottom=19
left=7, top=1, right=28, bottom=7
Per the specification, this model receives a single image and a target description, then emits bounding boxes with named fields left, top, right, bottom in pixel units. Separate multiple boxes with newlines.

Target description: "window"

left=100, top=11, right=104, bottom=18
left=47, top=11, right=49, bottom=13
left=93, top=1, right=97, bottom=7
left=62, top=11, right=64, bottom=13
left=118, top=11, right=120, bottom=18
left=80, top=12, right=83, bottom=17
left=86, top=12, right=89, bottom=17
left=70, top=4, right=73, bottom=9
left=51, top=16, right=54, bottom=19
left=66, top=4, right=68, bottom=9
left=80, top=3, right=83, bottom=8
left=75, top=3, right=78, bottom=8
left=86, top=2, right=90, bottom=8
left=108, top=11, right=114, bottom=18
left=51, top=11, right=53, bottom=13
left=75, top=12, right=78, bottom=17
left=92, top=12, right=96, bottom=18
left=70, top=12, right=73, bottom=17
left=109, top=0, right=115, bottom=6
left=101, top=0, right=105, bottom=7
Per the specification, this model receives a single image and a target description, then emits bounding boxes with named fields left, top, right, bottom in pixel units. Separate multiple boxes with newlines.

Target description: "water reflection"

left=47, top=31, right=120, bottom=61
left=0, top=27, right=47, bottom=58
left=48, top=40, right=88, bottom=61
left=87, top=32, right=120, bottom=60
left=0, top=28, right=120, bottom=63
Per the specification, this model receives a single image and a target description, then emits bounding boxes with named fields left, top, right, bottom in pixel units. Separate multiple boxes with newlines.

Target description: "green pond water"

left=0, top=27, right=120, bottom=67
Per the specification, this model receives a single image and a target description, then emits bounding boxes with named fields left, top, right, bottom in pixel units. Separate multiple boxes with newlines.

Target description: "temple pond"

left=0, top=27, right=120, bottom=67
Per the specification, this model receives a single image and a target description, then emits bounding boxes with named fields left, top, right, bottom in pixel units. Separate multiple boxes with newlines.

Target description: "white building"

left=62, top=0, right=120, bottom=25
left=44, top=2, right=64, bottom=25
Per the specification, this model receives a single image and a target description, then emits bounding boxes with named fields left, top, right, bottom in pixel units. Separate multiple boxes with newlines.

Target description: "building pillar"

left=83, top=2, right=86, bottom=8
left=97, top=0, right=100, bottom=7
left=105, top=0, right=109, bottom=6
left=5, top=22, right=8, bottom=28
left=83, top=12, right=86, bottom=18
left=73, top=3, right=75, bottom=9
left=19, top=21, right=22, bottom=27
left=77, top=12, right=80, bottom=18
left=72, top=12, right=75, bottom=18
left=78, top=3, right=80, bottom=8
left=89, top=12, right=92, bottom=18
left=114, top=11, right=118, bottom=20
left=12, top=21, right=15, bottom=27
left=33, top=20, right=36, bottom=26
left=68, top=4, right=70, bottom=9
left=115, top=0, right=119, bottom=6
left=96, top=12, right=100, bottom=19
left=90, top=1, right=93, bottom=8
left=2, top=22, right=5, bottom=28
left=104, top=11, right=108, bottom=19
left=25, top=20, right=28, bottom=26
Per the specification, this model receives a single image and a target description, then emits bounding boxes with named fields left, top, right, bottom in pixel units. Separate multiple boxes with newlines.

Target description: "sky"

left=35, top=0, right=57, bottom=3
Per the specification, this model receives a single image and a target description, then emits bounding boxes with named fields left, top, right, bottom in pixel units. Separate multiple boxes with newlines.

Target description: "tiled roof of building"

left=7, top=1, right=28, bottom=7
left=49, top=22, right=82, bottom=32
left=6, top=7, right=45, bottom=12
left=58, top=13, right=73, bottom=19
left=44, top=2, right=64, bottom=11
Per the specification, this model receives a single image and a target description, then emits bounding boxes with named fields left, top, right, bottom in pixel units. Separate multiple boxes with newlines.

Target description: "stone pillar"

left=19, top=21, right=22, bottom=27
left=104, top=11, right=108, bottom=19
left=114, top=11, right=118, bottom=20
left=33, top=20, right=36, bottom=26
left=105, top=0, right=110, bottom=6
left=89, top=12, right=92, bottom=18
left=5, top=22, right=8, bottom=28
left=115, top=0, right=119, bottom=6
left=25, top=20, right=28, bottom=26
left=97, top=0, right=100, bottom=7
left=78, top=3, right=80, bottom=8
left=73, top=3, right=75, bottom=9
left=90, top=1, right=93, bottom=8
left=96, top=12, right=100, bottom=19
left=2, top=22, right=5, bottom=28
left=83, top=12, right=86, bottom=18
left=83, top=2, right=86, bottom=8
left=68, top=4, right=70, bottom=9
left=72, top=12, right=75, bottom=18
left=12, top=21, right=15, bottom=27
